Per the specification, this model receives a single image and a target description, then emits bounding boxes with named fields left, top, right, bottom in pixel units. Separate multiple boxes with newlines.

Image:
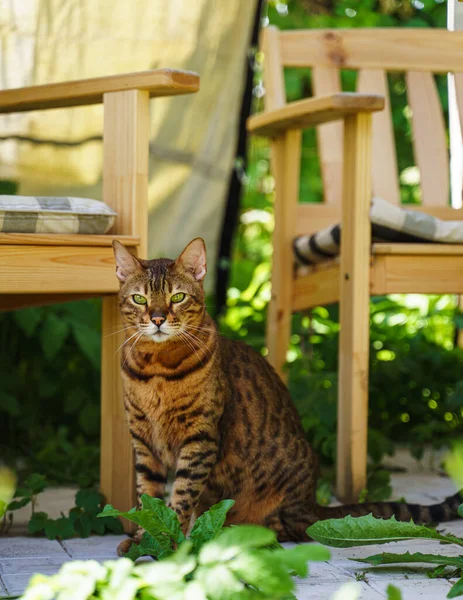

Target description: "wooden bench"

left=0, top=70, right=199, bottom=518
left=248, top=26, right=463, bottom=502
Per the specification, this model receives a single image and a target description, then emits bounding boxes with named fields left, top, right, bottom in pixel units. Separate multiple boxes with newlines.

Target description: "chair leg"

left=266, top=131, right=301, bottom=381
left=100, top=295, right=136, bottom=529
left=336, top=113, right=373, bottom=502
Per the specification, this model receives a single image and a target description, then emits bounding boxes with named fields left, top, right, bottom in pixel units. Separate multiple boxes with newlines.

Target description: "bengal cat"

left=113, top=238, right=462, bottom=555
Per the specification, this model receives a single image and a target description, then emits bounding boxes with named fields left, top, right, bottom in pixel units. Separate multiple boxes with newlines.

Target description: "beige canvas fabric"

left=0, top=0, right=257, bottom=292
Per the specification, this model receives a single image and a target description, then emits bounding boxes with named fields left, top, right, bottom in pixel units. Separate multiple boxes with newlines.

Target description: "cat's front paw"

left=116, top=528, right=144, bottom=557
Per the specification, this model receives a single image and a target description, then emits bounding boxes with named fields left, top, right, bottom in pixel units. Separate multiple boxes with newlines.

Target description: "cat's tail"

left=316, top=490, right=463, bottom=524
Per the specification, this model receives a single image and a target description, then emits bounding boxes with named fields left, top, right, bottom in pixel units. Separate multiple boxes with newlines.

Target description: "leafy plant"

left=20, top=523, right=331, bottom=600
left=98, top=496, right=236, bottom=560
left=1, top=475, right=122, bottom=540
left=0, top=467, right=16, bottom=521
left=307, top=509, right=463, bottom=598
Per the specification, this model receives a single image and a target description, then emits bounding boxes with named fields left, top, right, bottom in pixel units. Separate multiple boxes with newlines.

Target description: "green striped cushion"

left=0, top=196, right=116, bottom=234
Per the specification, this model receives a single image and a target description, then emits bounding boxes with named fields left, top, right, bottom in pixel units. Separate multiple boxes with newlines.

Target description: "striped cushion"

left=0, top=196, right=116, bottom=235
left=294, top=196, right=463, bottom=266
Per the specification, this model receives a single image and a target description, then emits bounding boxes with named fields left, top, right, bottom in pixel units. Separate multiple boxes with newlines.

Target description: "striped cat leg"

left=171, top=431, right=218, bottom=534
left=131, top=433, right=167, bottom=504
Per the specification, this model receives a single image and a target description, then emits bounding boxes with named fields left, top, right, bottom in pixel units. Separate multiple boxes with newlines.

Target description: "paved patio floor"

left=0, top=451, right=460, bottom=599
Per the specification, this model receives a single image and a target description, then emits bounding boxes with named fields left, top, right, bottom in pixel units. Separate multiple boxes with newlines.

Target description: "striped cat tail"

left=316, top=490, right=463, bottom=524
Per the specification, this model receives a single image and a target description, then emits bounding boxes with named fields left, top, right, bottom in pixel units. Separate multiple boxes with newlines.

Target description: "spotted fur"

left=113, top=238, right=462, bottom=555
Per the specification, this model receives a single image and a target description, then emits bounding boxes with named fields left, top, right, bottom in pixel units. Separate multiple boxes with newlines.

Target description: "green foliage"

left=0, top=300, right=101, bottom=487
left=307, top=514, right=463, bottom=548
left=99, top=497, right=236, bottom=561
left=309, top=511, right=463, bottom=597
left=2, top=475, right=122, bottom=540
left=20, top=521, right=330, bottom=600
left=387, top=585, right=403, bottom=600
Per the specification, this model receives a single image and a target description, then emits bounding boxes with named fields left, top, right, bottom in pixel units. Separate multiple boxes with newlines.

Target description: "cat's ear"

left=112, top=240, right=142, bottom=283
left=177, top=238, right=207, bottom=282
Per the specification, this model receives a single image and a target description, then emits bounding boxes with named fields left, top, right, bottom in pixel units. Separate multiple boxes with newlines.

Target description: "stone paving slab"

left=0, top=538, right=67, bottom=560
left=0, top=557, right=70, bottom=576
left=61, top=535, right=125, bottom=559
left=0, top=577, right=6, bottom=597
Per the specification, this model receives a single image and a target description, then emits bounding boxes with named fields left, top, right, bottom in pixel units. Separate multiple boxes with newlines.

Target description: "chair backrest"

left=262, top=26, right=463, bottom=236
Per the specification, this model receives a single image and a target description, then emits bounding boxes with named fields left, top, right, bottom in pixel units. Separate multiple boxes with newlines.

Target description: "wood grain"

left=266, top=130, right=301, bottom=380
left=0, top=246, right=119, bottom=294
left=312, top=67, right=343, bottom=205
left=406, top=71, right=449, bottom=207
left=357, top=69, right=400, bottom=205
left=0, top=233, right=139, bottom=247
left=0, top=69, right=199, bottom=114
left=337, top=112, right=373, bottom=502
left=262, top=26, right=286, bottom=111
left=280, top=29, right=463, bottom=73
left=248, top=93, right=384, bottom=138
left=292, top=263, right=339, bottom=310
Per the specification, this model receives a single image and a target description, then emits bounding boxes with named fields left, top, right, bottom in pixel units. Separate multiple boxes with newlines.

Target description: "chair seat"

left=293, top=197, right=463, bottom=267
left=293, top=242, right=463, bottom=311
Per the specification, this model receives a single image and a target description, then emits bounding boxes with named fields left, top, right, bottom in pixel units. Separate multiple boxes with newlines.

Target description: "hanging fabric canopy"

left=0, top=0, right=258, bottom=293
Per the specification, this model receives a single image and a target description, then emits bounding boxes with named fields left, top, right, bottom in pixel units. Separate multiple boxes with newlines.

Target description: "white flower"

left=331, top=582, right=362, bottom=600
left=21, top=575, right=56, bottom=600
left=101, top=559, right=142, bottom=600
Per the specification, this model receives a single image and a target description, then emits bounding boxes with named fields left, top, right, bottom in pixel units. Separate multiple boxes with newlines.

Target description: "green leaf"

left=40, top=313, right=70, bottom=359
left=24, top=473, right=47, bottom=495
left=307, top=514, right=463, bottom=548
left=137, top=531, right=175, bottom=560
left=72, top=323, right=101, bottom=370
left=28, top=512, right=49, bottom=534
left=229, top=549, right=294, bottom=596
left=98, top=497, right=184, bottom=546
left=190, top=500, right=235, bottom=552
left=271, top=544, right=331, bottom=578
left=387, top=584, right=403, bottom=600
left=0, top=393, right=20, bottom=417
left=194, top=564, right=245, bottom=600
left=8, top=497, right=31, bottom=511
left=199, top=525, right=277, bottom=565
left=355, top=552, right=463, bottom=570
left=449, top=578, right=463, bottom=598
left=458, top=504, right=463, bottom=519
left=44, top=517, right=75, bottom=540
left=75, top=488, right=103, bottom=512
left=14, top=307, right=42, bottom=337
left=99, top=515, right=124, bottom=534
left=0, top=500, right=6, bottom=519
left=73, top=513, right=93, bottom=538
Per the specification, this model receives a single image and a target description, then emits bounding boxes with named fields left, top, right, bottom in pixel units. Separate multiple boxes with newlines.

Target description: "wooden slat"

left=266, top=130, right=301, bottom=380
left=0, top=233, right=139, bottom=246
left=454, top=73, right=463, bottom=137
left=0, top=69, right=199, bottom=114
left=0, top=293, right=99, bottom=312
left=100, top=89, right=149, bottom=522
left=371, top=254, right=463, bottom=295
left=406, top=71, right=449, bottom=207
left=373, top=243, right=463, bottom=255
left=248, top=93, right=384, bottom=138
left=292, top=263, right=339, bottom=311
left=0, top=246, right=118, bottom=294
left=280, top=29, right=463, bottom=73
left=312, top=67, right=343, bottom=205
left=337, top=112, right=373, bottom=502
left=262, top=26, right=286, bottom=111
left=295, top=204, right=463, bottom=237
left=358, top=69, right=400, bottom=205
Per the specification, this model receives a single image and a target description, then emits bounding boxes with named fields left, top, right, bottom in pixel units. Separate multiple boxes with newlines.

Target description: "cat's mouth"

left=139, top=325, right=173, bottom=343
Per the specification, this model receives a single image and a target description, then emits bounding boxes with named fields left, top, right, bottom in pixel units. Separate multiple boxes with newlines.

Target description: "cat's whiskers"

left=123, top=331, right=144, bottom=367
left=182, top=328, right=212, bottom=357
left=177, top=330, right=204, bottom=366
left=114, top=329, right=140, bottom=356
left=104, top=325, right=137, bottom=338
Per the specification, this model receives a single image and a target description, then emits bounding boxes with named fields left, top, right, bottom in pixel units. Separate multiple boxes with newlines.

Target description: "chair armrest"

left=0, top=69, right=199, bottom=114
left=247, top=93, right=384, bottom=137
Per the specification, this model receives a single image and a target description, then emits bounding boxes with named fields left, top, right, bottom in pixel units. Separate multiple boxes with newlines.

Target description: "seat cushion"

left=294, top=196, right=463, bottom=266
left=0, top=196, right=116, bottom=235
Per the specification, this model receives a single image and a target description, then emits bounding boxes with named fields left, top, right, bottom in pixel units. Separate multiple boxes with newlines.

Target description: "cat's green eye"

left=171, top=292, right=185, bottom=304
left=132, top=294, right=147, bottom=305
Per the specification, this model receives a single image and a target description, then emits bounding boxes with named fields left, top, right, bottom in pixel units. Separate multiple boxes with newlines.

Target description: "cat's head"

left=112, top=238, right=207, bottom=344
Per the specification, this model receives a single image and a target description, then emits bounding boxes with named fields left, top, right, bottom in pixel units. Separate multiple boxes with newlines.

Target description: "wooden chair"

left=248, top=26, right=463, bottom=502
left=0, top=70, right=199, bottom=515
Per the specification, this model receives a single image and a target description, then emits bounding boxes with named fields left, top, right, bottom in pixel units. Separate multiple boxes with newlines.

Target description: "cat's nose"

left=151, top=314, right=166, bottom=327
